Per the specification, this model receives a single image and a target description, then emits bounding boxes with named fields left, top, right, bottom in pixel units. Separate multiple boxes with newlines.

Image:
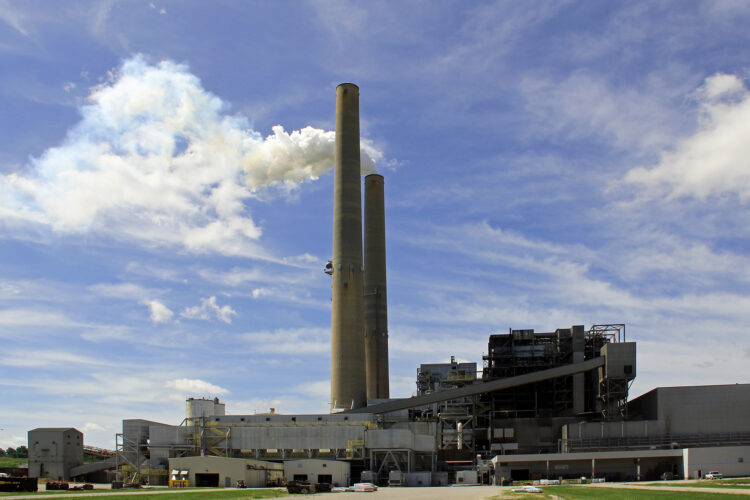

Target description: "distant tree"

left=5, top=447, right=15, bottom=458
left=15, top=446, right=27, bottom=458
left=0, top=448, right=6, bottom=457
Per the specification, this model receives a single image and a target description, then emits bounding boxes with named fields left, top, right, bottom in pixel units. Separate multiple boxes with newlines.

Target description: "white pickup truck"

left=705, top=471, right=723, bottom=480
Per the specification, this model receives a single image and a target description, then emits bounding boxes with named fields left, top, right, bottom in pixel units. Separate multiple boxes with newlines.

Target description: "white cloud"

left=89, top=282, right=152, bottom=300
left=241, top=327, right=329, bottom=354
left=623, top=73, right=750, bottom=201
left=181, top=296, right=236, bottom=323
left=521, top=71, right=678, bottom=152
left=81, top=422, right=107, bottom=433
left=0, top=0, right=29, bottom=36
left=0, top=282, right=21, bottom=296
left=0, top=349, right=114, bottom=368
left=145, top=299, right=173, bottom=323
left=165, top=378, right=228, bottom=395
left=0, top=55, right=382, bottom=259
left=0, top=435, right=26, bottom=449
left=0, top=308, right=80, bottom=328
left=293, top=380, right=329, bottom=398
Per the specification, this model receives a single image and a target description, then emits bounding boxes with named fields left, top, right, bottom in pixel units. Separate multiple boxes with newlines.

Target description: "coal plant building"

left=29, top=83, right=750, bottom=487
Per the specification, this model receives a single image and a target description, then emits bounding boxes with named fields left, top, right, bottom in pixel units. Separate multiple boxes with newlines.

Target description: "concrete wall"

left=628, top=385, right=750, bottom=434
left=657, top=385, right=750, bottom=435
left=169, top=456, right=282, bottom=488
left=229, top=424, right=367, bottom=450
left=566, top=419, right=665, bottom=440
left=493, top=417, right=578, bottom=454
left=684, top=446, right=750, bottom=479
left=365, top=429, right=435, bottom=452
left=492, top=450, right=683, bottom=482
left=284, top=459, right=350, bottom=486
left=28, top=428, right=83, bottom=480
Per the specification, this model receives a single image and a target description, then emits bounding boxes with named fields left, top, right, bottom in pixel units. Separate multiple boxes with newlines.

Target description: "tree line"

left=0, top=446, right=28, bottom=458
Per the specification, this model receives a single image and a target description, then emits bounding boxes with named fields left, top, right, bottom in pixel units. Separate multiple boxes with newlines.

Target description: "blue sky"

left=1, top=1, right=750, bottom=449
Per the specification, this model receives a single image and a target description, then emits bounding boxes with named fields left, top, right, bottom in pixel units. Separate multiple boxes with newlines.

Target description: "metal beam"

left=347, top=357, right=605, bottom=414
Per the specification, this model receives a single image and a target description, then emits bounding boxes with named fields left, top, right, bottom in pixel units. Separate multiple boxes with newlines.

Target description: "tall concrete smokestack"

left=364, top=174, right=389, bottom=399
left=331, top=83, right=367, bottom=411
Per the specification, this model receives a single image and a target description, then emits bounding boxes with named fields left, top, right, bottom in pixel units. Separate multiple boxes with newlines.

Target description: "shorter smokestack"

left=364, top=173, right=389, bottom=399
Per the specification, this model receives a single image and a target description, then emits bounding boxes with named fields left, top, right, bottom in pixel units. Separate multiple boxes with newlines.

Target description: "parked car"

left=705, top=471, right=723, bottom=480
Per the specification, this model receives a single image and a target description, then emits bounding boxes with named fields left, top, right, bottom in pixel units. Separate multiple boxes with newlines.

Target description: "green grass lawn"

left=492, top=485, right=741, bottom=499
left=0, top=488, right=287, bottom=498
left=0, top=458, right=27, bottom=468
left=650, top=478, right=750, bottom=489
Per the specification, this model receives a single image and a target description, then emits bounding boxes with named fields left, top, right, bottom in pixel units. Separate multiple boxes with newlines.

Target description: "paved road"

left=0, top=486, right=504, bottom=500
left=0, top=488, right=231, bottom=499
left=6, top=483, right=750, bottom=499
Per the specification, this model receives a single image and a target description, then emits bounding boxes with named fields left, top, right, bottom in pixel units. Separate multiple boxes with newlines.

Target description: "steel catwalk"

left=364, top=173, right=389, bottom=399
left=330, top=83, right=367, bottom=411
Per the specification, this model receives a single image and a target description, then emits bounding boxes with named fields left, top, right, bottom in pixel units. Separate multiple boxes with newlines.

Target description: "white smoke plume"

left=0, top=55, right=382, bottom=257
left=165, top=378, right=228, bottom=395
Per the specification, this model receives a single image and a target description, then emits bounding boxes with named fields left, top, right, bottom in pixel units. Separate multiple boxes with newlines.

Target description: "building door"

left=293, top=474, right=308, bottom=481
left=195, top=473, right=220, bottom=487
left=511, top=469, right=530, bottom=480
left=318, top=474, right=333, bottom=484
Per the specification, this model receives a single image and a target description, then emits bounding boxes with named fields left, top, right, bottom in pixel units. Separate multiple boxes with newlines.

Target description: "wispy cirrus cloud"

left=240, top=326, right=329, bottom=354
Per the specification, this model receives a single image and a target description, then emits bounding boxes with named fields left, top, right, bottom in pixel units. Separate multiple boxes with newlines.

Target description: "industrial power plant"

left=22, top=83, right=750, bottom=491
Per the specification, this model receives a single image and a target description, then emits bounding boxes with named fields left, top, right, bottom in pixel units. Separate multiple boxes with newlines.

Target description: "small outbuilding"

left=28, top=428, right=84, bottom=480
left=284, top=459, right=350, bottom=486
left=168, top=456, right=283, bottom=488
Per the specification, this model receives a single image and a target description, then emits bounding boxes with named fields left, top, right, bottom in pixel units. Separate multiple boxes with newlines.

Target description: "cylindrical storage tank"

left=364, top=173, right=389, bottom=399
left=330, top=83, right=367, bottom=411
left=186, top=398, right=225, bottom=420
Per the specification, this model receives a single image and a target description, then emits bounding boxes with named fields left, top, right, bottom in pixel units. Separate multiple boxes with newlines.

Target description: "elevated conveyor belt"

left=347, top=356, right=605, bottom=414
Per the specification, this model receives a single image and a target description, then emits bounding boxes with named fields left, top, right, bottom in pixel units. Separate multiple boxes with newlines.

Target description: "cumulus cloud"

left=0, top=55, right=382, bottom=258
left=623, top=73, right=750, bottom=201
left=181, top=296, right=236, bottom=323
left=165, top=378, right=228, bottom=395
left=81, top=422, right=107, bottom=433
left=145, top=299, right=173, bottom=323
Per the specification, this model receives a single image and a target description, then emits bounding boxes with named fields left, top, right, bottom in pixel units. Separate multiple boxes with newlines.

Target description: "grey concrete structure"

left=563, top=384, right=750, bottom=453
left=685, top=446, right=750, bottom=479
left=186, top=397, right=225, bottom=422
left=364, top=173, right=389, bottom=400
left=168, top=456, right=282, bottom=487
left=284, top=459, right=350, bottom=486
left=492, top=448, right=684, bottom=482
left=629, top=384, right=750, bottom=434
left=491, top=445, right=750, bottom=482
left=331, top=82, right=367, bottom=411
left=28, top=428, right=83, bottom=480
